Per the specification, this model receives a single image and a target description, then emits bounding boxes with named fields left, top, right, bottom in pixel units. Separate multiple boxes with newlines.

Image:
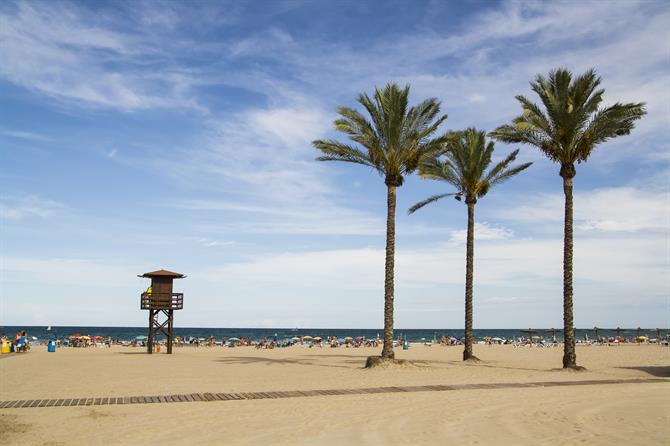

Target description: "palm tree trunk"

left=381, top=185, right=396, bottom=359
left=463, top=200, right=477, bottom=361
left=562, top=176, right=577, bottom=368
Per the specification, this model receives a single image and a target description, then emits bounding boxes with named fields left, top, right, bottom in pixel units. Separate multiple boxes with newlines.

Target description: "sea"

left=1, top=326, right=664, bottom=343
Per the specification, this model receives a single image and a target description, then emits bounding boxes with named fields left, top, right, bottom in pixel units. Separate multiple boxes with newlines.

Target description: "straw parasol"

left=521, top=329, right=536, bottom=346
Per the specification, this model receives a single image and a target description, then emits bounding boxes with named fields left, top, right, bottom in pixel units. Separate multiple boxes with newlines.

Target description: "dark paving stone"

left=3, top=378, right=668, bottom=409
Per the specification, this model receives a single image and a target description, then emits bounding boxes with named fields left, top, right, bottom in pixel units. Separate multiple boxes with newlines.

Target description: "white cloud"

left=467, top=94, right=486, bottom=103
left=190, top=232, right=667, bottom=294
left=185, top=237, right=237, bottom=248
left=0, top=3, right=201, bottom=111
left=0, top=195, right=65, bottom=221
left=498, top=187, right=670, bottom=234
left=448, top=222, right=513, bottom=244
left=0, top=127, right=54, bottom=141
left=176, top=199, right=383, bottom=236
left=1, top=257, right=135, bottom=285
left=248, top=107, right=329, bottom=147
left=154, top=102, right=383, bottom=236
left=193, top=248, right=384, bottom=288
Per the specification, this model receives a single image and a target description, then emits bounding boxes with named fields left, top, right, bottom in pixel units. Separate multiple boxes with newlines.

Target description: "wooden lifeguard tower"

left=139, top=269, right=185, bottom=354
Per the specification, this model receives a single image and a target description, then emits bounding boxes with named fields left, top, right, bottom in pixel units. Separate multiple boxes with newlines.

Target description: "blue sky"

left=1, top=0, right=668, bottom=329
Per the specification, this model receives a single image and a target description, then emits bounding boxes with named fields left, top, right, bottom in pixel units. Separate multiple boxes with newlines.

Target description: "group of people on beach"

left=0, top=331, right=29, bottom=353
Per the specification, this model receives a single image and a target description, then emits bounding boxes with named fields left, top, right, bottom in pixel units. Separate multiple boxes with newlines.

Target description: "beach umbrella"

left=313, top=337, right=322, bottom=341
left=135, top=335, right=148, bottom=340
left=291, top=337, right=300, bottom=341
left=302, top=335, right=313, bottom=340
left=355, top=336, right=365, bottom=341
left=228, top=337, right=240, bottom=342
left=336, top=338, right=345, bottom=343
left=492, top=337, right=503, bottom=342
left=344, top=336, right=353, bottom=342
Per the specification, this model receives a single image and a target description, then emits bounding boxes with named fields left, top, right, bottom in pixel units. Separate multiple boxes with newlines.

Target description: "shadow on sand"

left=616, top=366, right=670, bottom=378
left=214, top=355, right=363, bottom=369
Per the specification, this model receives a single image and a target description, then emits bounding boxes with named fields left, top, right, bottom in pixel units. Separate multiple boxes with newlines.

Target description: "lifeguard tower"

left=139, top=269, right=185, bottom=354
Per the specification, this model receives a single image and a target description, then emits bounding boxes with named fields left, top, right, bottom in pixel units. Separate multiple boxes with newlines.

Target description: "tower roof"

left=138, top=269, right=186, bottom=278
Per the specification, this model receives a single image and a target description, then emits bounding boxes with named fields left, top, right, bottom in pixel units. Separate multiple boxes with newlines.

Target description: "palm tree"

left=490, top=68, right=646, bottom=369
left=313, top=83, right=448, bottom=362
left=409, top=128, right=531, bottom=361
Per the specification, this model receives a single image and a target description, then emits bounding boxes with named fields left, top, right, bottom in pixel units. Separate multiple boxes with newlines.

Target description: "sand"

left=1, top=344, right=668, bottom=445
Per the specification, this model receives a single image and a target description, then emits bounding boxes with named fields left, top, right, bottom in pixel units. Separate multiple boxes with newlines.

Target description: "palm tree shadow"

left=616, top=366, right=670, bottom=377
left=435, top=360, right=549, bottom=373
left=215, top=356, right=361, bottom=370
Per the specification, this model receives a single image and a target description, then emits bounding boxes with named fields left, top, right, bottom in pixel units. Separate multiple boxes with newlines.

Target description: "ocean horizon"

left=2, top=325, right=665, bottom=342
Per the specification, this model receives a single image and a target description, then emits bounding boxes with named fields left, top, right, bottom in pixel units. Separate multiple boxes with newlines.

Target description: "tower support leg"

left=147, top=309, right=155, bottom=354
left=167, top=309, right=174, bottom=354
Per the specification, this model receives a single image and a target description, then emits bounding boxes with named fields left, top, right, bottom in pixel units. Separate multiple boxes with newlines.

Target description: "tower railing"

left=140, top=292, right=184, bottom=310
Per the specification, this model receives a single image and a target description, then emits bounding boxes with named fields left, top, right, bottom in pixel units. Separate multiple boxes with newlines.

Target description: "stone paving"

left=1, top=377, right=666, bottom=409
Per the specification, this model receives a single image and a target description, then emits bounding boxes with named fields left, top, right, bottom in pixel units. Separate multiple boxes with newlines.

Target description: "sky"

left=1, top=0, right=668, bottom=329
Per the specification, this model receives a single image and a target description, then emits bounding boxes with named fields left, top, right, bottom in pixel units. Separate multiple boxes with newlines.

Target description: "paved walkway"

left=1, top=377, right=667, bottom=409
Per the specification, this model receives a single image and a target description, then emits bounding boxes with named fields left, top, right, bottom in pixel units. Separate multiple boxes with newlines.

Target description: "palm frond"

left=313, top=139, right=374, bottom=168
left=313, top=82, right=448, bottom=187
left=488, top=162, right=533, bottom=188
left=415, top=128, right=530, bottom=203
left=407, top=193, right=456, bottom=214
left=492, top=68, right=646, bottom=171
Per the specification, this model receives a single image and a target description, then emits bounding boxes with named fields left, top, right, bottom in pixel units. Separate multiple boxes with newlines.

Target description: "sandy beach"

left=1, top=343, right=668, bottom=445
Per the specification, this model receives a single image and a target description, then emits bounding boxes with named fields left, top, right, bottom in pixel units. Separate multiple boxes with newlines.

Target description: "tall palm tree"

left=409, top=128, right=531, bottom=361
left=490, top=68, right=646, bottom=369
left=313, top=83, right=448, bottom=362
